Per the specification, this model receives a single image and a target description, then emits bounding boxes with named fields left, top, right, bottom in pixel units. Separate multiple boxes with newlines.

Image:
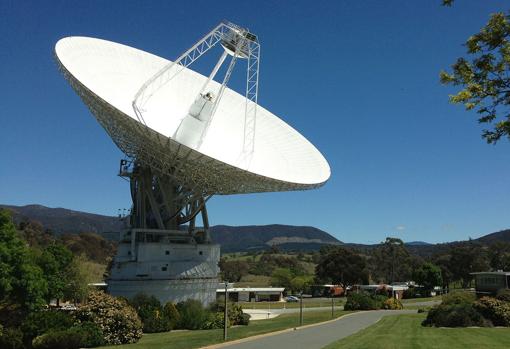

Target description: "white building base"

left=107, top=240, right=220, bottom=305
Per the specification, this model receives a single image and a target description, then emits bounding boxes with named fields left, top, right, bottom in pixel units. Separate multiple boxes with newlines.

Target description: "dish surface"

left=55, top=36, right=330, bottom=192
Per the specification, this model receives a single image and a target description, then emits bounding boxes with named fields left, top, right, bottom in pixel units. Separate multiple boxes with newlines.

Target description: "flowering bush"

left=74, top=290, right=142, bottom=345
left=473, top=296, right=510, bottom=327
left=344, top=292, right=387, bottom=310
left=383, top=297, right=403, bottom=310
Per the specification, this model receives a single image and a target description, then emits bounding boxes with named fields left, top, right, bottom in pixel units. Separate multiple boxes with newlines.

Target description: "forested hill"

left=209, top=224, right=341, bottom=252
left=0, top=204, right=341, bottom=251
left=0, top=204, right=123, bottom=234
left=2, top=204, right=509, bottom=254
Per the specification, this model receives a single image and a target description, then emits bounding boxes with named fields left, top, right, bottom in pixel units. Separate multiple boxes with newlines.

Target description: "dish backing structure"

left=56, top=21, right=330, bottom=304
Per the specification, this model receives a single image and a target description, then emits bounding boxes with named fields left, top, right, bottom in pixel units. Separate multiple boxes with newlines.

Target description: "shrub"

left=496, top=289, right=510, bottom=302
left=0, top=327, right=23, bottom=349
left=74, top=290, right=142, bottom=345
left=32, top=328, right=83, bottom=349
left=473, top=296, right=510, bottom=327
left=344, top=292, right=386, bottom=310
left=441, top=291, right=476, bottom=305
left=162, top=302, right=180, bottom=329
left=239, top=313, right=251, bottom=326
left=31, top=322, right=103, bottom=349
left=73, top=321, right=104, bottom=347
left=129, top=293, right=172, bottom=333
left=21, top=310, right=74, bottom=344
left=383, top=297, right=403, bottom=310
left=209, top=301, right=248, bottom=326
left=374, top=295, right=388, bottom=308
left=422, top=303, right=487, bottom=327
left=176, top=299, right=210, bottom=330
left=202, top=312, right=228, bottom=330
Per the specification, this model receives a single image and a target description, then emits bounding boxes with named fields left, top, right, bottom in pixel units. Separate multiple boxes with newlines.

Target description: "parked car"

left=285, top=296, right=300, bottom=302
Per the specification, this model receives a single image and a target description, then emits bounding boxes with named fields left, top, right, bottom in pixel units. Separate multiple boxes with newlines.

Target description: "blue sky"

left=1, top=0, right=509, bottom=244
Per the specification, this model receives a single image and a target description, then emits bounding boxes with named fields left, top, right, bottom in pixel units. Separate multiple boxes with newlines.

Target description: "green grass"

left=324, top=313, right=510, bottom=349
left=103, top=309, right=351, bottom=349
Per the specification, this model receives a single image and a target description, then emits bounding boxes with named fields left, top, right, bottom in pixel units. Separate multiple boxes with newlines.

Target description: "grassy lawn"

left=103, top=309, right=351, bottom=349
left=324, top=313, right=510, bottom=349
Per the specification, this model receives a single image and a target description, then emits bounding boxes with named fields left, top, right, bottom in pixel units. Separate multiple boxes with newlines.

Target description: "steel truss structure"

left=133, top=21, right=260, bottom=161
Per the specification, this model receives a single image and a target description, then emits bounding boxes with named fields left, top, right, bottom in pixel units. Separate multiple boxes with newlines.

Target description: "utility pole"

left=224, top=281, right=228, bottom=341
left=299, top=291, right=303, bottom=326
left=331, top=297, right=334, bottom=318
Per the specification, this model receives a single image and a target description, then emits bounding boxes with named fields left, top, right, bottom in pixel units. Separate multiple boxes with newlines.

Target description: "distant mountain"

left=475, top=229, right=510, bottom=244
left=209, top=224, right=341, bottom=252
left=0, top=204, right=341, bottom=252
left=0, top=204, right=122, bottom=234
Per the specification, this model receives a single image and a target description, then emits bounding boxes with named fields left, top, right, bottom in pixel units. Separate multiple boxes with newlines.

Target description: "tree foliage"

left=0, top=209, right=47, bottom=311
left=441, top=11, right=510, bottom=143
left=488, top=241, right=510, bottom=271
left=370, top=238, right=414, bottom=283
left=413, top=262, right=442, bottom=291
left=218, top=258, right=250, bottom=282
left=315, top=246, right=369, bottom=286
left=449, top=243, right=490, bottom=288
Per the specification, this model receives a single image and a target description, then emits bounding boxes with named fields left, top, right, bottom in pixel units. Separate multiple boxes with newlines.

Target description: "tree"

left=63, top=256, right=90, bottom=303
left=448, top=243, right=490, bottom=288
left=0, top=209, right=47, bottom=311
left=290, top=275, right=313, bottom=294
left=271, top=268, right=294, bottom=290
left=370, top=237, right=412, bottom=283
left=37, top=243, right=74, bottom=304
left=218, top=259, right=249, bottom=282
left=413, top=262, right=442, bottom=292
left=315, top=246, right=369, bottom=287
left=440, top=11, right=510, bottom=143
left=488, top=241, right=510, bottom=271
left=433, top=253, right=454, bottom=288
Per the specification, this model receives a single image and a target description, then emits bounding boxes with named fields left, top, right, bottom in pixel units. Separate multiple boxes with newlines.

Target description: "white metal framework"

left=133, top=21, right=260, bottom=161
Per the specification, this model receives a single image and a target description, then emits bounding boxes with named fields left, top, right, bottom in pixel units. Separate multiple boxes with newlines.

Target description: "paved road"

left=219, top=310, right=416, bottom=349
left=254, top=300, right=439, bottom=315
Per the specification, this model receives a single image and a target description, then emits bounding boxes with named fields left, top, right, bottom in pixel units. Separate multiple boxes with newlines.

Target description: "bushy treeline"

left=423, top=290, right=510, bottom=327
left=18, top=220, right=116, bottom=265
left=0, top=209, right=92, bottom=314
left=128, top=293, right=249, bottom=333
left=344, top=292, right=403, bottom=311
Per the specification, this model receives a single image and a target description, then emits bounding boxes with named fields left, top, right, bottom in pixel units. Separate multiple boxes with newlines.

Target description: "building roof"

left=471, top=271, right=510, bottom=276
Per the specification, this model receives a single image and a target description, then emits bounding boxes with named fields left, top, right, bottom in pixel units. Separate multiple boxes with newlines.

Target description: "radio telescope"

left=55, top=21, right=330, bottom=304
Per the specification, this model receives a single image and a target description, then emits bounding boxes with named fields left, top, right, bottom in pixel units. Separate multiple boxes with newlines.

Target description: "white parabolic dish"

left=55, top=37, right=330, bottom=194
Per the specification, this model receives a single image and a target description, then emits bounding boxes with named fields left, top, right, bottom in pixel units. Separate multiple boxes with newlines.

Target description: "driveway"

left=247, top=299, right=439, bottom=316
left=214, top=310, right=417, bottom=349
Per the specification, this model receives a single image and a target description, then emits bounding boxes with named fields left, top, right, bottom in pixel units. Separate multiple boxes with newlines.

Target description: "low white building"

left=216, top=287, right=285, bottom=302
